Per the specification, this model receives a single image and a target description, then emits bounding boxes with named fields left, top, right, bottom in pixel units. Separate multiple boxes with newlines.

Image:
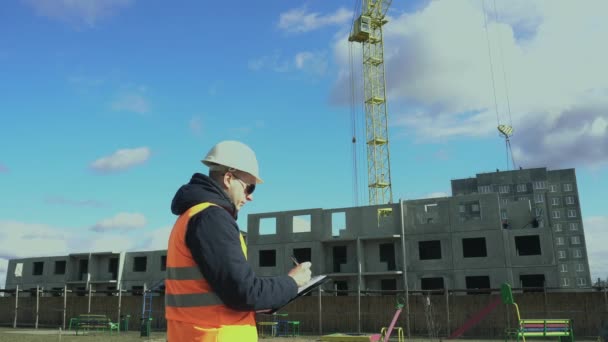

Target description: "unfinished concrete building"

left=5, top=250, right=167, bottom=296
left=4, top=167, right=591, bottom=295
left=246, top=167, right=591, bottom=293
left=451, top=167, right=591, bottom=289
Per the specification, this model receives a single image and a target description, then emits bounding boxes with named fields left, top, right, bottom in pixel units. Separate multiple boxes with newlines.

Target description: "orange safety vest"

left=165, top=202, right=257, bottom=341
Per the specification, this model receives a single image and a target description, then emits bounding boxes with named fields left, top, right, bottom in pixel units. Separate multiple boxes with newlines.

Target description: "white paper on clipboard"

left=297, top=275, right=328, bottom=294
left=266, top=274, right=329, bottom=314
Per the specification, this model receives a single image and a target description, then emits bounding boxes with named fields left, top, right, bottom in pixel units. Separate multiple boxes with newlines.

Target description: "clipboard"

left=297, top=275, right=328, bottom=295
left=267, top=275, right=329, bottom=314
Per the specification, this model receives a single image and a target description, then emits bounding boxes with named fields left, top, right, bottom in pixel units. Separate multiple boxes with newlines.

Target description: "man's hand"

left=288, top=261, right=312, bottom=287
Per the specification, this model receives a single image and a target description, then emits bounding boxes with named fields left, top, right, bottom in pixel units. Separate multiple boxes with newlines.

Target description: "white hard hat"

left=202, top=140, right=263, bottom=184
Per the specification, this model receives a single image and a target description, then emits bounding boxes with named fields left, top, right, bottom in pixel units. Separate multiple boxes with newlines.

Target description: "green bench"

left=501, top=283, right=574, bottom=342
left=70, top=314, right=119, bottom=335
left=517, top=319, right=573, bottom=342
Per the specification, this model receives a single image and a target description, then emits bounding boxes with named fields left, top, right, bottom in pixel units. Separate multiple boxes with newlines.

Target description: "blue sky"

left=1, top=0, right=607, bottom=287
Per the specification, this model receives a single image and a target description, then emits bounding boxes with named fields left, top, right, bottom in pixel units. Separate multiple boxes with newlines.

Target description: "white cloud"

left=278, top=6, right=352, bottom=33
left=0, top=221, right=73, bottom=287
left=189, top=116, right=203, bottom=136
left=584, top=216, right=608, bottom=281
left=90, top=147, right=150, bottom=172
left=248, top=50, right=328, bottom=77
left=248, top=51, right=290, bottom=73
left=138, top=226, right=172, bottom=251
left=87, top=225, right=170, bottom=253
left=0, top=220, right=170, bottom=288
left=44, top=196, right=105, bottom=208
left=590, top=117, right=608, bottom=137
left=89, top=236, right=136, bottom=252
left=293, top=216, right=311, bottom=233
left=91, top=212, right=147, bottom=232
left=111, top=93, right=150, bottom=114
left=331, top=0, right=608, bottom=168
left=0, top=221, right=69, bottom=260
left=295, top=52, right=313, bottom=69
left=295, top=51, right=328, bottom=76
left=23, top=0, right=134, bottom=28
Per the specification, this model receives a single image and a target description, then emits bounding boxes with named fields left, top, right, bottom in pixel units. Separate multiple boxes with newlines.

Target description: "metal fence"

left=0, top=286, right=166, bottom=332
left=296, top=286, right=608, bottom=338
left=1, top=286, right=607, bottom=338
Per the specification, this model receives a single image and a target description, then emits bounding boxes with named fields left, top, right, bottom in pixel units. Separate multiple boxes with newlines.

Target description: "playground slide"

left=448, top=297, right=502, bottom=339
left=383, top=307, right=403, bottom=342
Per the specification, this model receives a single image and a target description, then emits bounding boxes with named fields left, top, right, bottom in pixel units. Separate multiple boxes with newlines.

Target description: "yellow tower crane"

left=349, top=0, right=394, bottom=206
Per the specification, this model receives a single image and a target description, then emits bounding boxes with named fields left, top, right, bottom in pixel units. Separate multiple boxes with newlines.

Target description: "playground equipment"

left=140, top=280, right=164, bottom=337
left=321, top=295, right=406, bottom=342
left=501, top=283, right=574, bottom=342
left=381, top=326, right=404, bottom=342
left=448, top=295, right=502, bottom=339
left=380, top=295, right=406, bottom=342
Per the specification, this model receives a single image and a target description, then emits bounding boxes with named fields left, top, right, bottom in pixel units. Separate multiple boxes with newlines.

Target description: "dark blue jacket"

left=170, top=173, right=297, bottom=311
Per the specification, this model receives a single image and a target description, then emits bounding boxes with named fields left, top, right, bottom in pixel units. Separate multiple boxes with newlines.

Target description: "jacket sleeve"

left=185, top=206, right=298, bottom=311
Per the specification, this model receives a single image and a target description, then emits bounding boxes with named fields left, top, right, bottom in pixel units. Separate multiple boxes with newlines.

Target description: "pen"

left=290, top=255, right=299, bottom=266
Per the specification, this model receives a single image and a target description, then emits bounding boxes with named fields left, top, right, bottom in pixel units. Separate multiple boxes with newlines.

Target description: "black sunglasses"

left=231, top=173, right=256, bottom=195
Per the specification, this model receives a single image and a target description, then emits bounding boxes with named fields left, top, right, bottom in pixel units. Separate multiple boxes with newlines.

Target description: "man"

left=165, top=140, right=312, bottom=341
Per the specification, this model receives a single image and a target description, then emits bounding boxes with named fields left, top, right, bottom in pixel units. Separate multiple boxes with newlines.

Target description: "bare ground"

left=0, top=329, right=600, bottom=342
left=0, top=328, right=320, bottom=341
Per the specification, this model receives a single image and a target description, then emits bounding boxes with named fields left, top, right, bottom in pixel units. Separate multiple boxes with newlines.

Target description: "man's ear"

left=222, top=172, right=232, bottom=189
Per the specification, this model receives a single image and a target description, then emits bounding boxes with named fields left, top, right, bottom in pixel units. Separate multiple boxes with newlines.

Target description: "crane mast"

left=349, top=0, right=393, bottom=206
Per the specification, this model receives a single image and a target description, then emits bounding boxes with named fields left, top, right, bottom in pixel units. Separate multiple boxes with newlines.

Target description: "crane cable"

left=481, top=0, right=500, bottom=128
left=492, top=0, right=516, bottom=170
left=492, top=0, right=514, bottom=129
left=349, top=41, right=359, bottom=207
left=482, top=0, right=516, bottom=169
left=349, top=0, right=364, bottom=206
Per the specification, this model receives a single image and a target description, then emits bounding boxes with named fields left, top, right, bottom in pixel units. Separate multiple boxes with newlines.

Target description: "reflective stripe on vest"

left=166, top=266, right=204, bottom=280
left=166, top=292, right=224, bottom=307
